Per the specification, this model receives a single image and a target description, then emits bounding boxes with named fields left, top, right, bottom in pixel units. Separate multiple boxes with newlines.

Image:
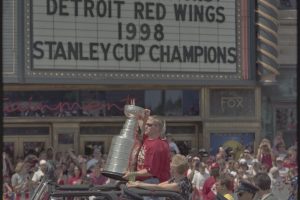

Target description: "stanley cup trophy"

left=102, top=103, right=145, bottom=180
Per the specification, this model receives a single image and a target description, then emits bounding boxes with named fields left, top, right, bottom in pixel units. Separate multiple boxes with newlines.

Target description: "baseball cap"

left=39, top=160, right=47, bottom=165
left=276, top=156, right=284, bottom=162
left=210, top=162, right=220, bottom=169
left=236, top=181, right=259, bottom=194
left=192, top=156, right=200, bottom=161
left=244, top=149, right=250, bottom=153
left=239, top=158, right=247, bottom=164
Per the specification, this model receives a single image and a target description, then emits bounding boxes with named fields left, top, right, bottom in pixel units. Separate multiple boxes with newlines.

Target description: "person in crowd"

left=187, top=156, right=200, bottom=181
left=54, top=151, right=63, bottom=165
left=198, top=150, right=211, bottom=175
left=86, top=147, right=102, bottom=171
left=217, top=159, right=227, bottom=175
left=38, top=151, right=47, bottom=161
left=170, top=147, right=178, bottom=158
left=11, top=162, right=30, bottom=200
left=275, top=156, right=289, bottom=180
left=191, top=161, right=210, bottom=200
left=239, top=149, right=254, bottom=167
left=46, top=147, right=55, bottom=164
left=288, top=167, right=298, bottom=200
left=123, top=112, right=171, bottom=200
left=248, top=159, right=262, bottom=177
left=88, top=162, right=109, bottom=185
left=257, top=139, right=274, bottom=172
left=283, top=147, right=297, bottom=169
left=31, top=159, right=47, bottom=186
left=3, top=179, right=14, bottom=200
left=224, top=147, right=235, bottom=161
left=253, top=172, right=279, bottom=200
left=3, top=152, right=14, bottom=183
left=24, top=153, right=39, bottom=174
left=189, top=148, right=199, bottom=158
left=215, top=174, right=234, bottom=200
left=234, top=167, right=249, bottom=191
left=233, top=161, right=240, bottom=172
left=127, top=154, right=192, bottom=200
left=215, top=147, right=226, bottom=162
left=273, top=142, right=287, bottom=159
left=166, top=133, right=180, bottom=154
left=272, top=132, right=287, bottom=157
left=224, top=160, right=236, bottom=175
left=238, top=159, right=250, bottom=178
left=55, top=164, right=67, bottom=185
left=235, top=180, right=259, bottom=200
left=268, top=166, right=289, bottom=200
left=202, top=162, right=220, bottom=200
left=67, top=166, right=83, bottom=185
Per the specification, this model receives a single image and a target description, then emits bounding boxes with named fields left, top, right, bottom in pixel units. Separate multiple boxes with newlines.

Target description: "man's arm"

left=123, top=169, right=152, bottom=180
left=138, top=109, right=151, bottom=134
left=127, top=181, right=180, bottom=192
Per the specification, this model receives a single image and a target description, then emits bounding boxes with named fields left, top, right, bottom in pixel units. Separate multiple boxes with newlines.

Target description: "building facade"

left=2, top=0, right=297, bottom=160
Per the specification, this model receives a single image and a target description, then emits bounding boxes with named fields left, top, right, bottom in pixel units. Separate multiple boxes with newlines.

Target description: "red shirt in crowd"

left=202, top=176, right=216, bottom=200
left=90, top=173, right=108, bottom=185
left=137, top=136, right=171, bottom=182
left=261, top=153, right=273, bottom=171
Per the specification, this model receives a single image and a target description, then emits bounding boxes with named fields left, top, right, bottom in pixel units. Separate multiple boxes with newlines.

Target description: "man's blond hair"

left=149, top=115, right=166, bottom=135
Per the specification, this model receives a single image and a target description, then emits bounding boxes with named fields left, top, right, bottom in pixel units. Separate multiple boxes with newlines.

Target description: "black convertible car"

left=30, top=178, right=186, bottom=200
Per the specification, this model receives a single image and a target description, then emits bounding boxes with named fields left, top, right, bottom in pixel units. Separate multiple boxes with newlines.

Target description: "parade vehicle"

left=30, top=177, right=185, bottom=200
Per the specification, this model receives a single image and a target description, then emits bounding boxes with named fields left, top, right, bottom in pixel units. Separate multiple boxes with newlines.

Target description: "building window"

left=3, top=90, right=200, bottom=117
left=279, top=0, right=297, bottom=9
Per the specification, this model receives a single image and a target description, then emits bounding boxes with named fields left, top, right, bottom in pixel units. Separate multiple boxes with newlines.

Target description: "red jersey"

left=137, top=136, right=171, bottom=182
left=261, top=153, right=273, bottom=171
left=202, top=176, right=216, bottom=200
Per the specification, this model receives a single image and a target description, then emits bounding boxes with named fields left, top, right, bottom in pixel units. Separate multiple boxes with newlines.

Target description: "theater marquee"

left=24, top=0, right=255, bottom=84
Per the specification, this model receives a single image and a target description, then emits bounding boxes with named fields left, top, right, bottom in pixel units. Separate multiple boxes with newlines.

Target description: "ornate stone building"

left=2, top=0, right=297, bottom=159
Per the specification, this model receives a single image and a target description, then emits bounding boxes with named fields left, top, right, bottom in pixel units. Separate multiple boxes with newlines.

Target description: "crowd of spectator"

left=182, top=134, right=298, bottom=200
left=2, top=133, right=298, bottom=200
left=2, top=146, right=109, bottom=200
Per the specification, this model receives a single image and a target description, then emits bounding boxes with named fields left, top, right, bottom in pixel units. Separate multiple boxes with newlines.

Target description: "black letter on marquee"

left=71, top=0, right=82, bottom=16
left=174, top=4, right=187, bottom=21
left=216, top=7, right=225, bottom=23
left=59, top=0, right=69, bottom=16
left=114, top=1, right=125, bottom=18
left=134, top=2, right=144, bottom=19
left=90, top=42, right=99, bottom=60
left=113, top=43, right=123, bottom=61
left=97, top=0, right=106, bottom=17
left=149, top=45, right=160, bottom=61
left=206, top=6, right=215, bottom=22
left=227, top=47, right=236, bottom=63
left=47, top=0, right=57, bottom=15
left=100, top=43, right=111, bottom=60
left=183, top=46, right=194, bottom=62
left=68, top=42, right=78, bottom=60
left=85, top=0, right=95, bottom=17
left=54, top=42, right=67, bottom=60
left=33, top=41, right=44, bottom=59
left=45, top=41, right=56, bottom=59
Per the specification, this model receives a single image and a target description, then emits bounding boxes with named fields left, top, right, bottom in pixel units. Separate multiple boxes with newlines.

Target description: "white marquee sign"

left=25, top=0, right=251, bottom=82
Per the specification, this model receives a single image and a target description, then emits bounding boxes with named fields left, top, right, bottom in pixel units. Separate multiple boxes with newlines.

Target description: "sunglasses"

left=146, top=123, right=155, bottom=127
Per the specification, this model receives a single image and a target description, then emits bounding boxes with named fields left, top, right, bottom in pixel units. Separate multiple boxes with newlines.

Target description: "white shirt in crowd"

left=31, top=168, right=45, bottom=182
left=169, top=142, right=180, bottom=154
left=192, top=170, right=210, bottom=191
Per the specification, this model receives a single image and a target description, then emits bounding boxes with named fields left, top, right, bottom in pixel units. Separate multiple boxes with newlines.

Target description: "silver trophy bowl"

left=102, top=105, right=145, bottom=180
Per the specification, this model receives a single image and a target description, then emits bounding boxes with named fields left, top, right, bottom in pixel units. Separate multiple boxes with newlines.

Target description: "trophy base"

left=102, top=171, right=127, bottom=181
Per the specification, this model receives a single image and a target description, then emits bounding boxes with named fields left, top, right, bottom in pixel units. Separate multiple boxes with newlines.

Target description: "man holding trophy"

left=123, top=110, right=171, bottom=184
